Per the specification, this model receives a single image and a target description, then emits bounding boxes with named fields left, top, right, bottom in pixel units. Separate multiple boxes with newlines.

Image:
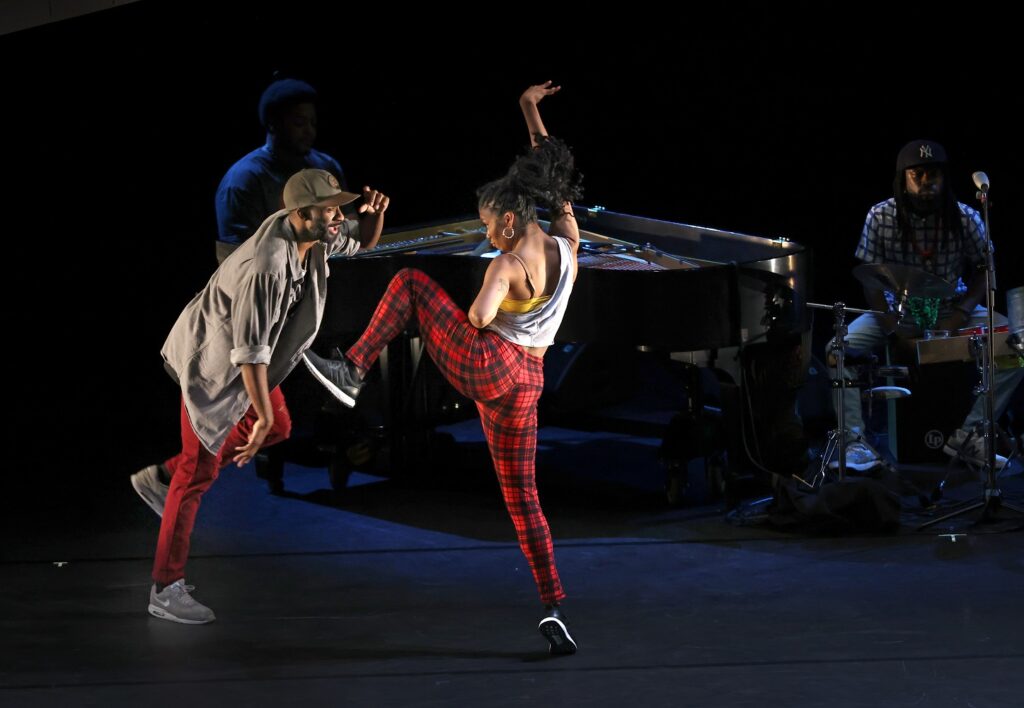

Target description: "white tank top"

left=485, top=236, right=574, bottom=347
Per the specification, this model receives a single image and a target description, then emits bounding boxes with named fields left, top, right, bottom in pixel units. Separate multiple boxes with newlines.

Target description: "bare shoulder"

left=486, top=253, right=524, bottom=279
left=492, top=252, right=523, bottom=269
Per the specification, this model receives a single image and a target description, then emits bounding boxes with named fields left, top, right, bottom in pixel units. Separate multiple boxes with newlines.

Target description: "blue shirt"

left=215, top=139, right=352, bottom=245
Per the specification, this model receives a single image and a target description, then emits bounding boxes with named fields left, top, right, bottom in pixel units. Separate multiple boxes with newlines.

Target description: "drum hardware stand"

left=919, top=173, right=1024, bottom=528
left=798, top=302, right=895, bottom=490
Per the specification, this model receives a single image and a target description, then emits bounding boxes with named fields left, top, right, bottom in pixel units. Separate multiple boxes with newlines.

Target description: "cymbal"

left=852, top=263, right=956, bottom=299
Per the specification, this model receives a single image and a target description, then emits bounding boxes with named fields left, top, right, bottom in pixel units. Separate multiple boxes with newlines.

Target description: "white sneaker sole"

left=302, top=353, right=357, bottom=407
left=827, top=458, right=880, bottom=472
left=538, top=616, right=577, bottom=655
left=943, top=444, right=1007, bottom=470
left=130, top=467, right=167, bottom=518
left=148, top=603, right=215, bottom=624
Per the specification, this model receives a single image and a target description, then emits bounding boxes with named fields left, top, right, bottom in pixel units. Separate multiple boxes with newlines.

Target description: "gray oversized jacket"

left=161, top=210, right=359, bottom=452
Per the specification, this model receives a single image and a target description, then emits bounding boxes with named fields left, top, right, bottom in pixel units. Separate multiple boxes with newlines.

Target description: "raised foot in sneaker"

left=538, top=605, right=577, bottom=655
left=303, top=349, right=364, bottom=407
left=943, top=428, right=1007, bottom=470
left=148, top=579, right=216, bottom=624
left=131, top=464, right=169, bottom=518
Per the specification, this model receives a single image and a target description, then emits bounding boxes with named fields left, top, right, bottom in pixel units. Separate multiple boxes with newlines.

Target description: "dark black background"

left=3, top=2, right=1020, bottom=511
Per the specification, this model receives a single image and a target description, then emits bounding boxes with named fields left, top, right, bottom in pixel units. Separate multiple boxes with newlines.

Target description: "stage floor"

left=2, top=424, right=1022, bottom=707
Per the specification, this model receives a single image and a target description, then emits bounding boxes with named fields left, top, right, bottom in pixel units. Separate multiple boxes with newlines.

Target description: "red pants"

left=348, top=268, right=565, bottom=604
left=152, top=388, right=292, bottom=585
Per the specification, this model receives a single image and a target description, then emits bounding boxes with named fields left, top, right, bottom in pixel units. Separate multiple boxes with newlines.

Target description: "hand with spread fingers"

left=232, top=417, right=272, bottom=467
left=520, top=80, right=561, bottom=108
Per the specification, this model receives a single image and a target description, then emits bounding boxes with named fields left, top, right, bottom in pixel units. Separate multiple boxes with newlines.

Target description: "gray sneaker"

left=944, top=428, right=1007, bottom=470
left=148, top=579, right=216, bottom=624
left=828, top=442, right=880, bottom=471
left=303, top=349, right=363, bottom=407
left=131, top=464, right=169, bottom=518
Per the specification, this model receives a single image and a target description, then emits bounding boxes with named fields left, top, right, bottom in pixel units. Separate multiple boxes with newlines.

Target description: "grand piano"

left=321, top=206, right=808, bottom=350
left=259, top=207, right=811, bottom=495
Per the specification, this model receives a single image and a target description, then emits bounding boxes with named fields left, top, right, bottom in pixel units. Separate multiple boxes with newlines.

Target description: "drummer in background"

left=829, top=139, right=1023, bottom=471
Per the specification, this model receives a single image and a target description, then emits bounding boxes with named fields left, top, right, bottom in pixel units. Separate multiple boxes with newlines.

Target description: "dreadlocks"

left=891, top=165, right=965, bottom=260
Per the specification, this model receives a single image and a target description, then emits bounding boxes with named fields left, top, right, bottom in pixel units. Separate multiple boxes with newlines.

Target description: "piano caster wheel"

left=255, top=453, right=285, bottom=495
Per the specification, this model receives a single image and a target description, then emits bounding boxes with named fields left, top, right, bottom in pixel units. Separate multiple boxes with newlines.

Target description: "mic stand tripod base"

left=918, top=484, right=1024, bottom=529
left=920, top=423, right=1022, bottom=528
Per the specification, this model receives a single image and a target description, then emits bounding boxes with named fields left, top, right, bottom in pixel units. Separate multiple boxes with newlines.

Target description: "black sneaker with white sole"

left=303, top=349, right=364, bottom=407
left=538, top=605, right=577, bottom=655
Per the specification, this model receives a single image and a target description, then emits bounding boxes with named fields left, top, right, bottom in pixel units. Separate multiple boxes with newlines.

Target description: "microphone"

left=972, top=171, right=990, bottom=192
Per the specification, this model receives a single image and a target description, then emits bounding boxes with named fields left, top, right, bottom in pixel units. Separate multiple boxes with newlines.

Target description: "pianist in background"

left=130, top=170, right=389, bottom=624
left=303, top=81, right=583, bottom=655
left=830, top=139, right=1022, bottom=471
left=214, top=77, right=360, bottom=264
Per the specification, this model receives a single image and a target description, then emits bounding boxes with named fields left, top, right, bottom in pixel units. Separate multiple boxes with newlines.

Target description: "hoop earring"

left=501, top=226, right=515, bottom=240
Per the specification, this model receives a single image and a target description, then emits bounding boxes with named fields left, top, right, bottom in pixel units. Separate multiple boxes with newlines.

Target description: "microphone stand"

left=920, top=175, right=1023, bottom=528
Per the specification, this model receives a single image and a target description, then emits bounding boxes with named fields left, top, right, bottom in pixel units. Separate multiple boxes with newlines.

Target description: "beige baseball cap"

left=283, top=169, right=359, bottom=211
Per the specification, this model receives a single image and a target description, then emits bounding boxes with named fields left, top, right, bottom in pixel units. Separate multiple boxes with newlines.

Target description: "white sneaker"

left=943, top=428, right=1007, bottom=470
left=130, top=464, right=169, bottom=518
left=828, top=442, right=880, bottom=471
left=148, top=579, right=216, bottom=624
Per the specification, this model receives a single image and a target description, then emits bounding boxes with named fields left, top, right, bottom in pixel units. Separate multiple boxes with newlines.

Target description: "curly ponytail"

left=477, top=135, right=583, bottom=224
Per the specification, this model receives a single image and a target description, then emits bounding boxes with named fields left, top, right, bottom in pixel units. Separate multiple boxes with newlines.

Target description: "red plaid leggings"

left=347, top=268, right=565, bottom=604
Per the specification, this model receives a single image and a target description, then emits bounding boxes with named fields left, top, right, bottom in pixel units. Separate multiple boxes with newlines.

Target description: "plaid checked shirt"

left=855, top=198, right=988, bottom=305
